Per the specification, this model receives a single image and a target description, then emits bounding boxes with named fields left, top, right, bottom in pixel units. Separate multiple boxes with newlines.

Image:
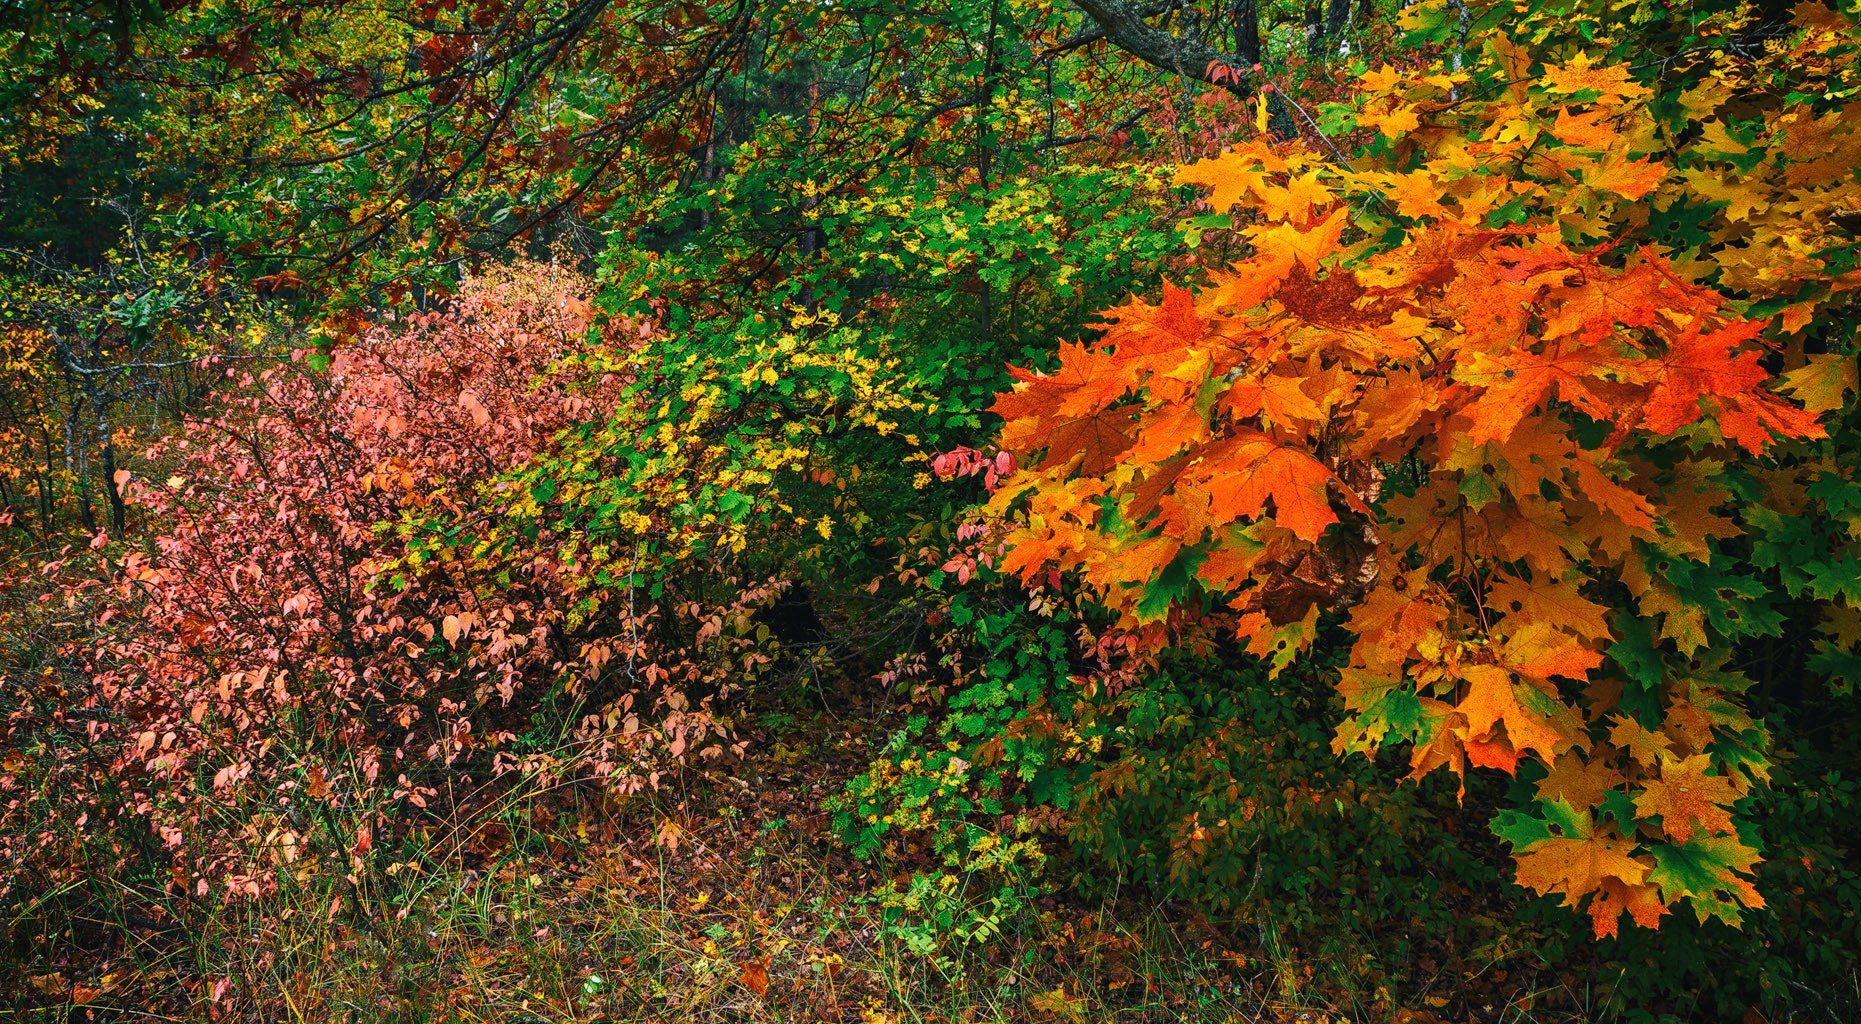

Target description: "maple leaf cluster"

left=985, top=38, right=1847, bottom=934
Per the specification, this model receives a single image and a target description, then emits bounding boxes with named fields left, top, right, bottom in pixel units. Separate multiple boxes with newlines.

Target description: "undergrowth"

left=11, top=688, right=1852, bottom=1023
left=2, top=707, right=1345, bottom=1024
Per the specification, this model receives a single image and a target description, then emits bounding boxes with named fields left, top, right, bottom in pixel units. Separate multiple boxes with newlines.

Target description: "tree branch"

left=1069, top=0, right=1256, bottom=97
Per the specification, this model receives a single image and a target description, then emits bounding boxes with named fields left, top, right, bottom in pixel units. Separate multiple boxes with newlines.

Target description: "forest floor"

left=3, top=697, right=1605, bottom=1024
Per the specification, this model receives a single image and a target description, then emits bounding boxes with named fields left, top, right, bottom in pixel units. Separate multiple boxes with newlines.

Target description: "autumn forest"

left=1, top=0, right=1858, bottom=1020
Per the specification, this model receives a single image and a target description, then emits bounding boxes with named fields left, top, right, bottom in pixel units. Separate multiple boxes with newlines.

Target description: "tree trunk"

left=1324, top=0, right=1352, bottom=50
left=1232, top=0, right=1260, bottom=66
left=99, top=405, right=125, bottom=540
left=65, top=397, right=97, bottom=536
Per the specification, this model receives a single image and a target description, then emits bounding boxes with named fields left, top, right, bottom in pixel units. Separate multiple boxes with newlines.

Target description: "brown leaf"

left=739, top=957, right=770, bottom=998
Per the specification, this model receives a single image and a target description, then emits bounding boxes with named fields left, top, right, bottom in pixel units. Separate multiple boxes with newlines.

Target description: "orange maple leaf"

left=1581, top=149, right=1668, bottom=200
left=1535, top=52, right=1649, bottom=102
left=1535, top=751, right=1624, bottom=811
left=988, top=341, right=1134, bottom=424
left=1500, top=619, right=1606, bottom=684
left=1711, top=390, right=1827, bottom=453
left=1589, top=876, right=1670, bottom=938
left=1198, top=434, right=1356, bottom=542
left=1456, top=345, right=1620, bottom=443
left=1486, top=575, right=1613, bottom=644
left=1539, top=260, right=1666, bottom=340
left=1176, top=149, right=1270, bottom=214
left=1548, top=106, right=1618, bottom=148
left=1243, top=207, right=1349, bottom=275
left=1274, top=264, right=1393, bottom=333
left=1254, top=170, right=1335, bottom=224
left=1097, top=281, right=1207, bottom=355
left=1513, top=820, right=1648, bottom=908
left=1633, top=753, right=1740, bottom=841
left=1367, top=169, right=1455, bottom=221
left=1156, top=485, right=1228, bottom=544
left=1456, top=665, right=1570, bottom=763
left=1570, top=457, right=1657, bottom=531
left=1221, top=370, right=1325, bottom=428
left=1640, top=314, right=1769, bottom=436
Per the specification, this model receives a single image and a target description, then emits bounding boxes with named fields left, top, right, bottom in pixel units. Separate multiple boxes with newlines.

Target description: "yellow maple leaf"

left=1582, top=150, right=1667, bottom=201
left=1537, top=52, right=1649, bottom=102
left=1175, top=147, right=1269, bottom=214
left=1513, top=812, right=1648, bottom=907
left=1775, top=352, right=1857, bottom=415
left=1486, top=574, right=1613, bottom=644
left=1361, top=101, right=1423, bottom=139
left=1536, top=750, right=1623, bottom=811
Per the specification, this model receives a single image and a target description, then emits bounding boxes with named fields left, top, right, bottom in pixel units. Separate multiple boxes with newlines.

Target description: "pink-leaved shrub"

left=1, top=262, right=771, bottom=906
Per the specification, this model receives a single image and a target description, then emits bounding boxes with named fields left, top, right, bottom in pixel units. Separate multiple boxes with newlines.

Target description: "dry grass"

left=16, top=708, right=1838, bottom=1024
left=3, top=715, right=1357, bottom=1024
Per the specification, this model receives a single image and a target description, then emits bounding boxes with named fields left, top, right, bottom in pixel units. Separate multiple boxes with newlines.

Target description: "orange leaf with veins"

left=1640, top=314, right=1770, bottom=436
left=1513, top=812, right=1649, bottom=908
left=1456, top=665, right=1571, bottom=763
left=1633, top=753, right=1741, bottom=841
left=1589, top=877, right=1670, bottom=938
left=1455, top=345, right=1621, bottom=443
left=1198, top=434, right=1357, bottom=542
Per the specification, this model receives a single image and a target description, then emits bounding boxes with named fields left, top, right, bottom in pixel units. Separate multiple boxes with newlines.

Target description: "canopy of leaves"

left=984, top=3, right=1861, bottom=938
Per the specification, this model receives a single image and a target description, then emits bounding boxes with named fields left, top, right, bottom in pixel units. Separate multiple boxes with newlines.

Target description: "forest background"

left=1, top=0, right=1858, bottom=1020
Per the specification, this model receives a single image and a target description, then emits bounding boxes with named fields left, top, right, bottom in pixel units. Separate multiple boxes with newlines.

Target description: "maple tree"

left=981, top=5, right=1861, bottom=938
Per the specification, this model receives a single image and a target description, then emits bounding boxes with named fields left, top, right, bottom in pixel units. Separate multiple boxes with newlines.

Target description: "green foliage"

left=505, top=111, right=1188, bottom=590
left=1063, top=641, right=1528, bottom=996
left=834, top=569, right=1080, bottom=860
left=1069, top=640, right=1482, bottom=913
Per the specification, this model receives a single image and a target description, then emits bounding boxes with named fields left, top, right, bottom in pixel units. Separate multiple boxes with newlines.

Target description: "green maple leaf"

left=1492, top=806, right=1555, bottom=851
left=1607, top=612, right=1666, bottom=692
left=1374, top=689, right=1428, bottom=739
left=1806, top=471, right=1861, bottom=516
left=1743, top=504, right=1818, bottom=594
left=1648, top=835, right=1762, bottom=927
left=1655, top=545, right=1783, bottom=641
left=1598, top=788, right=1641, bottom=833
left=1807, top=641, right=1861, bottom=696
left=1802, top=554, right=1861, bottom=605
left=1135, top=548, right=1208, bottom=621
